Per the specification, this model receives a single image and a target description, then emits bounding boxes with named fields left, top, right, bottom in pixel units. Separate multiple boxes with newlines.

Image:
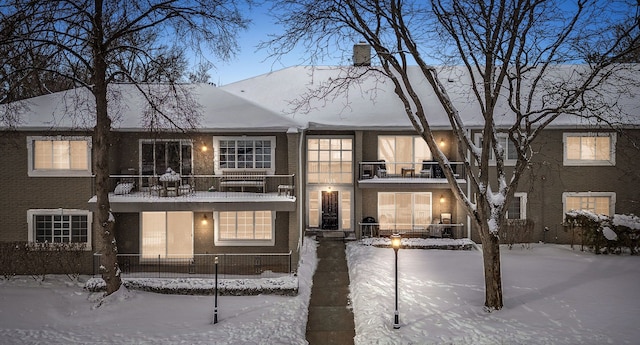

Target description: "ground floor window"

left=141, top=211, right=193, bottom=259
left=27, top=209, right=92, bottom=246
left=378, top=192, right=432, bottom=231
left=215, top=211, right=274, bottom=246
left=506, top=192, right=528, bottom=219
left=563, top=192, right=616, bottom=218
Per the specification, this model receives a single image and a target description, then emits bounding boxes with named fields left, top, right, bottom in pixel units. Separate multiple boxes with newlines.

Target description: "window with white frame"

left=378, top=192, right=432, bottom=231
left=307, top=137, right=352, bottom=184
left=213, top=136, right=275, bottom=173
left=563, top=192, right=616, bottom=218
left=506, top=193, right=527, bottom=219
left=563, top=132, right=616, bottom=166
left=140, top=140, right=193, bottom=176
left=27, top=209, right=92, bottom=246
left=215, top=211, right=274, bottom=246
left=474, top=133, right=518, bottom=165
left=141, top=211, right=193, bottom=259
left=27, top=136, right=92, bottom=177
left=378, top=136, right=431, bottom=174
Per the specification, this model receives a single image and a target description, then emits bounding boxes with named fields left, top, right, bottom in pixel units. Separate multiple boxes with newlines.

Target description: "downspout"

left=297, top=128, right=306, bottom=251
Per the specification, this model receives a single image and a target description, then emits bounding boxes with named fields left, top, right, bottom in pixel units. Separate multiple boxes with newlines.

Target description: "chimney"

left=353, top=42, right=371, bottom=66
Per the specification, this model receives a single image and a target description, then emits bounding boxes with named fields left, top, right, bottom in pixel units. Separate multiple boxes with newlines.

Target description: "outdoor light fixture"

left=390, top=233, right=402, bottom=329
left=439, top=138, right=445, bottom=147
left=440, top=194, right=445, bottom=204
left=201, top=144, right=208, bottom=152
left=201, top=215, right=208, bottom=226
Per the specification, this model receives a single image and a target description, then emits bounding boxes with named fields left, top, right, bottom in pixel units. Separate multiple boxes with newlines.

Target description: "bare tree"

left=264, top=0, right=640, bottom=310
left=0, top=0, right=248, bottom=296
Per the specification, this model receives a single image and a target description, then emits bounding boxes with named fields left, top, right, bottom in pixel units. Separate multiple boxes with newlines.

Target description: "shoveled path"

left=306, top=236, right=355, bottom=345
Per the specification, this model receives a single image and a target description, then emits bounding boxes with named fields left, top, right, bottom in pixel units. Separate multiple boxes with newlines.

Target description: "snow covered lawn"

left=0, top=239, right=639, bottom=344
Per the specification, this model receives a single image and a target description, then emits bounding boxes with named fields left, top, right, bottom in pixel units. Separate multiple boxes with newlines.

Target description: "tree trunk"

left=480, top=225, right=503, bottom=310
left=93, top=0, right=121, bottom=296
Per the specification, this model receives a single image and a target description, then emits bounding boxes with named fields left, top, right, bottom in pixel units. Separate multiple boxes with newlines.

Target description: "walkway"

left=306, top=235, right=355, bottom=345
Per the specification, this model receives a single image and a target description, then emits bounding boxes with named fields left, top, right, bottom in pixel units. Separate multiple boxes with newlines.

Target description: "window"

left=141, top=211, right=193, bottom=259
left=378, top=192, right=432, bottom=231
left=506, top=193, right=527, bottom=219
left=27, top=136, right=92, bottom=177
left=307, top=137, right=352, bottom=184
left=378, top=136, right=431, bottom=174
left=214, top=137, right=275, bottom=172
left=140, top=140, right=193, bottom=176
left=474, top=133, right=518, bottom=165
left=563, top=192, right=616, bottom=218
left=563, top=133, right=616, bottom=166
left=215, top=211, right=274, bottom=246
left=27, top=209, right=92, bottom=246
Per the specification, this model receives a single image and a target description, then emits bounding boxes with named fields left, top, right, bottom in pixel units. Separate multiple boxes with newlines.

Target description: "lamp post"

left=213, top=256, right=219, bottom=324
left=390, top=233, right=402, bottom=329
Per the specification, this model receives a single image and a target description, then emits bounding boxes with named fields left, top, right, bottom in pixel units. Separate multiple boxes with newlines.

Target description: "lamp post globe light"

left=390, top=233, right=402, bottom=329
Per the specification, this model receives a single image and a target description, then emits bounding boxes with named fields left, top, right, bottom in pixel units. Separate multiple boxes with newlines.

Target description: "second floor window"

left=307, top=137, right=353, bottom=184
left=378, top=136, right=431, bottom=174
left=213, top=136, right=276, bottom=173
left=563, top=133, right=616, bottom=166
left=140, top=140, right=192, bottom=176
left=27, top=136, right=92, bottom=177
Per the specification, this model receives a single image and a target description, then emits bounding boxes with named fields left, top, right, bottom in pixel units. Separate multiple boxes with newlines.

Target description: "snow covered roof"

left=222, top=65, right=640, bottom=130
left=1, top=83, right=300, bottom=132
left=3, top=65, right=639, bottom=132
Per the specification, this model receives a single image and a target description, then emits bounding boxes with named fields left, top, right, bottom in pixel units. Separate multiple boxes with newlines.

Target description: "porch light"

left=201, top=215, right=208, bottom=226
left=390, top=233, right=401, bottom=329
left=439, top=138, right=445, bottom=147
left=201, top=144, right=208, bottom=152
left=440, top=195, right=445, bottom=204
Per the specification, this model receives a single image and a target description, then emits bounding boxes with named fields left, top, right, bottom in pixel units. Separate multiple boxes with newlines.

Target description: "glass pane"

left=219, top=212, right=236, bottom=239
left=181, top=144, right=192, bottom=175
left=52, top=141, right=70, bottom=169
left=581, top=137, right=596, bottom=160
left=566, top=137, right=581, bottom=160
left=414, top=137, right=432, bottom=162
left=396, top=194, right=412, bottom=230
left=595, top=137, right=610, bottom=161
left=378, top=193, right=395, bottom=230
left=70, top=141, right=88, bottom=170
left=142, top=212, right=167, bottom=259
left=141, top=143, right=154, bottom=175
left=155, top=143, right=167, bottom=174
left=309, top=191, right=319, bottom=228
left=308, top=139, right=319, bottom=150
left=414, top=193, right=432, bottom=225
left=341, top=191, right=351, bottom=230
left=34, top=141, right=53, bottom=169
left=507, top=197, right=521, bottom=219
left=595, top=197, right=610, bottom=215
left=167, top=212, right=192, bottom=258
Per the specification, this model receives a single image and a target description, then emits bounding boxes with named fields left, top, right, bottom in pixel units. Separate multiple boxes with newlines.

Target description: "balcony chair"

left=420, top=160, right=433, bottom=178
left=375, top=160, right=387, bottom=178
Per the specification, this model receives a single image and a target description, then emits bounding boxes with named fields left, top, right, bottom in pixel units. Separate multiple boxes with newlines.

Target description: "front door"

left=321, top=191, right=339, bottom=230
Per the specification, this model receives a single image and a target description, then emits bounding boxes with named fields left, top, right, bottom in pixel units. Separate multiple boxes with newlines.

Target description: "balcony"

left=87, top=173, right=296, bottom=212
left=358, top=161, right=466, bottom=188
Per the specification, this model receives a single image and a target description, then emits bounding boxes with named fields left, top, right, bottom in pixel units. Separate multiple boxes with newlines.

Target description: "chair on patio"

left=178, top=175, right=195, bottom=196
left=441, top=212, right=453, bottom=238
left=147, top=176, right=165, bottom=197
left=375, top=160, right=387, bottom=178
left=420, top=160, right=433, bottom=178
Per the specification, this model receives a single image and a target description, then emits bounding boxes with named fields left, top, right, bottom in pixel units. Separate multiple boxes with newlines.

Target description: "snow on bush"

left=85, top=276, right=299, bottom=296
left=565, top=210, right=640, bottom=254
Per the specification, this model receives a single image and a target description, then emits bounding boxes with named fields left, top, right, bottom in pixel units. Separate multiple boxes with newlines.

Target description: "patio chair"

left=420, top=160, right=433, bottom=178
left=375, top=160, right=387, bottom=178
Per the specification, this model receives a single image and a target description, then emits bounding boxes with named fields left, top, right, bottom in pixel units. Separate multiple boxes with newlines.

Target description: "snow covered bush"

left=565, top=211, right=640, bottom=254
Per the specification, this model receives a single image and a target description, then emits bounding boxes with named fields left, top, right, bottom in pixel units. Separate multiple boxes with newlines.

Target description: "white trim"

left=562, top=191, right=616, bottom=218
left=26, top=209, right=93, bottom=249
left=563, top=132, right=616, bottom=166
left=214, top=211, right=276, bottom=246
left=27, top=136, right=92, bottom=177
left=212, top=136, right=276, bottom=175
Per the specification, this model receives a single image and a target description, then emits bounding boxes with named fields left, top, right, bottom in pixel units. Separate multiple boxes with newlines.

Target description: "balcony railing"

left=358, top=222, right=465, bottom=239
left=101, top=173, right=295, bottom=197
left=358, top=161, right=465, bottom=181
left=93, top=252, right=292, bottom=279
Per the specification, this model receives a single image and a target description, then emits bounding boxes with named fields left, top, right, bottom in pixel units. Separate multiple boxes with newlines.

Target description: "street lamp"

left=390, top=233, right=402, bottom=329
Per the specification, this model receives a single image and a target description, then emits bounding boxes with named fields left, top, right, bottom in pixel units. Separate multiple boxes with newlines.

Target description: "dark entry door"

left=321, top=191, right=339, bottom=230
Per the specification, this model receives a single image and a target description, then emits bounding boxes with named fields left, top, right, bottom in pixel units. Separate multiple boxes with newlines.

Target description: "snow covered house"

left=1, top=55, right=639, bottom=275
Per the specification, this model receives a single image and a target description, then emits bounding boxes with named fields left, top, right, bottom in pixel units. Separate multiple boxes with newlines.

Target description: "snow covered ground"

left=1, top=239, right=639, bottom=344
